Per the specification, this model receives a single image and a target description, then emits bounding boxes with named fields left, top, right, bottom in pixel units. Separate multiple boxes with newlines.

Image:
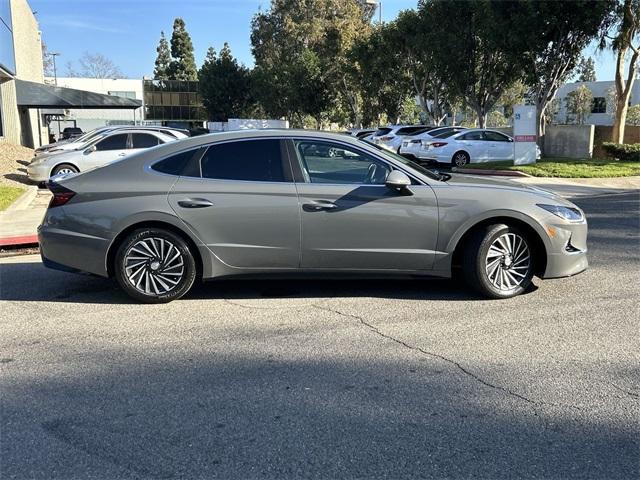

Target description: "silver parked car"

left=39, top=130, right=587, bottom=303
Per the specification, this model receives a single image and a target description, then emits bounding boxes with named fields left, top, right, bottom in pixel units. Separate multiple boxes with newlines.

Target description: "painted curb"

left=0, top=234, right=39, bottom=248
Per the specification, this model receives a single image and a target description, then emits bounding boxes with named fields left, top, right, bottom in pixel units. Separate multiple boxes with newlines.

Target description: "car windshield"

left=406, top=127, right=435, bottom=136
left=361, top=140, right=444, bottom=181
left=374, top=128, right=392, bottom=136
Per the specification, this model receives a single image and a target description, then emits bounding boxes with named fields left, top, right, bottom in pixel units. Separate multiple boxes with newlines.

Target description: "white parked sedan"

left=416, top=129, right=517, bottom=166
left=28, top=130, right=176, bottom=182
left=399, top=126, right=467, bottom=159
left=370, top=125, right=432, bottom=152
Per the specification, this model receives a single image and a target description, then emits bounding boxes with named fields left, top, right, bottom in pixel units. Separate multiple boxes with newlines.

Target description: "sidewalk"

left=0, top=187, right=50, bottom=247
left=512, top=175, right=640, bottom=197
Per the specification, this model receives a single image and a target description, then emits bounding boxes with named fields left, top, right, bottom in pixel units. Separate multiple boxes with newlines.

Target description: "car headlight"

left=537, top=204, right=584, bottom=222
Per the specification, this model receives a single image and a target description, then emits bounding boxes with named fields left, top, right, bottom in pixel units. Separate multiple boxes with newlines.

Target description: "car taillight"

left=431, top=142, right=448, bottom=148
left=47, top=181, right=76, bottom=208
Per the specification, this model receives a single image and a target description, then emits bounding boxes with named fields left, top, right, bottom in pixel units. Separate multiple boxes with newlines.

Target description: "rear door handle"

left=178, top=198, right=214, bottom=209
left=303, top=200, right=337, bottom=212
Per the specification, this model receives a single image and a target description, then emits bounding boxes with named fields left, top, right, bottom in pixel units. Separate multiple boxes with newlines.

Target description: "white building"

left=554, top=80, right=640, bottom=126
left=44, top=77, right=144, bottom=135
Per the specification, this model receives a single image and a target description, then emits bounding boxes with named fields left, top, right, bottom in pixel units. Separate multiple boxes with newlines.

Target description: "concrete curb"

left=453, top=168, right=531, bottom=177
left=5, top=186, right=38, bottom=212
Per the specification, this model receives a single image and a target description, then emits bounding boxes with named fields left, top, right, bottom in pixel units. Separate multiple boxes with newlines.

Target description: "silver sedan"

left=38, top=130, right=587, bottom=303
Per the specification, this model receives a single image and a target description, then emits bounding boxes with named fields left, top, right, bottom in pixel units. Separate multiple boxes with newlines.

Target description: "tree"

left=605, top=0, right=639, bottom=143
left=576, top=57, right=597, bottom=82
left=168, top=18, right=198, bottom=81
left=565, top=85, right=594, bottom=124
left=67, top=52, right=123, bottom=79
left=424, top=0, right=528, bottom=129
left=251, top=0, right=373, bottom=127
left=515, top=0, right=614, bottom=143
left=498, top=80, right=527, bottom=119
left=42, top=42, right=54, bottom=77
left=199, top=44, right=252, bottom=121
left=153, top=31, right=171, bottom=80
left=626, top=104, right=640, bottom=125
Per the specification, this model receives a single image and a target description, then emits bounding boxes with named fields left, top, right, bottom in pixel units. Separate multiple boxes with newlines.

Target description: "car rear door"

left=457, top=131, right=490, bottom=162
left=288, top=138, right=439, bottom=271
left=167, top=138, right=301, bottom=269
left=130, top=132, right=163, bottom=154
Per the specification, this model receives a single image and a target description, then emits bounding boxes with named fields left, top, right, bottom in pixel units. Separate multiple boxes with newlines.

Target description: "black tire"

left=462, top=223, right=534, bottom=299
left=451, top=151, right=470, bottom=168
left=114, top=228, right=197, bottom=304
left=51, top=163, right=79, bottom=176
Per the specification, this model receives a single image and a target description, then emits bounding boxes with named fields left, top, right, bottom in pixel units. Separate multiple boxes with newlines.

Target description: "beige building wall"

left=0, top=0, right=46, bottom=147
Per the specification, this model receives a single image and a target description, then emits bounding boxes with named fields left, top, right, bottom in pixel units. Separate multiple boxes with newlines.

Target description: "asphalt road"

left=1, top=191, right=639, bottom=479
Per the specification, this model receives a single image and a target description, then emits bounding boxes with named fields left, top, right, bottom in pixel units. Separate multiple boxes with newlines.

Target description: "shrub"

left=602, top=143, right=640, bottom=162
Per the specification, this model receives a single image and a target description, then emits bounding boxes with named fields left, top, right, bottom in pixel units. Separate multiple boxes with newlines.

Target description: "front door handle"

left=178, top=198, right=214, bottom=209
left=303, top=200, right=337, bottom=212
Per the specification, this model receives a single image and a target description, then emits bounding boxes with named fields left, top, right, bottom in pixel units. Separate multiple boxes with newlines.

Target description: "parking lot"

left=1, top=190, right=638, bottom=479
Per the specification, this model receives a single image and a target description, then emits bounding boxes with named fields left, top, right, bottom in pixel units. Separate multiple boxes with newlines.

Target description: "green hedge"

left=602, top=142, right=640, bottom=162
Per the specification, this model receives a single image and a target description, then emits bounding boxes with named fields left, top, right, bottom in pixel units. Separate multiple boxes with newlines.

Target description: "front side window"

left=295, top=141, right=391, bottom=185
left=132, top=133, right=161, bottom=148
left=484, top=131, right=511, bottom=142
left=200, top=139, right=286, bottom=182
left=95, top=133, right=128, bottom=151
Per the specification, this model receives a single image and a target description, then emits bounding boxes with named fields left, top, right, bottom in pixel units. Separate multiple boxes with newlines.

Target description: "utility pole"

left=49, top=52, right=61, bottom=85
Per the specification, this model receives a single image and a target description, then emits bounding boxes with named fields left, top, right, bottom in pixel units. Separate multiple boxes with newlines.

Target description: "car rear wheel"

left=51, top=163, right=79, bottom=176
left=452, top=151, right=470, bottom=167
left=462, top=224, right=534, bottom=298
left=114, top=228, right=197, bottom=303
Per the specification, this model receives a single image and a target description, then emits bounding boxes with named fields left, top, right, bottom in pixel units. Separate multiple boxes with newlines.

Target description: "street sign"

left=513, top=105, right=537, bottom=165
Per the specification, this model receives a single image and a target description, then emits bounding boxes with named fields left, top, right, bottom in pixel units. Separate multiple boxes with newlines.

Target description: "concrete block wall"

left=544, top=125, right=594, bottom=159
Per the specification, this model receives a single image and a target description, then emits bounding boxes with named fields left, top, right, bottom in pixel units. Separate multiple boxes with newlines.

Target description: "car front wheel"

left=114, top=228, right=197, bottom=303
left=462, top=224, right=534, bottom=298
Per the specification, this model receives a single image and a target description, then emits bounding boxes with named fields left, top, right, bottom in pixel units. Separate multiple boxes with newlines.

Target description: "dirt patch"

left=0, top=246, right=40, bottom=257
left=0, top=143, right=35, bottom=187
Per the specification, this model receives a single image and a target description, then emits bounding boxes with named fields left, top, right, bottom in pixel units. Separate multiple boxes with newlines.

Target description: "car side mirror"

left=84, top=145, right=97, bottom=155
left=385, top=170, right=412, bottom=194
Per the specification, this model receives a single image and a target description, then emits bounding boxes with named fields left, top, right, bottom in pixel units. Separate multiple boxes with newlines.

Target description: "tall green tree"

left=576, top=57, right=597, bottom=82
left=153, top=31, right=171, bottom=80
left=513, top=0, right=614, bottom=141
left=251, top=0, right=372, bottom=127
left=199, top=44, right=252, bottom=121
left=565, top=85, right=594, bottom=124
left=423, top=0, right=528, bottom=129
left=605, top=0, right=639, bottom=143
left=168, top=18, right=198, bottom=81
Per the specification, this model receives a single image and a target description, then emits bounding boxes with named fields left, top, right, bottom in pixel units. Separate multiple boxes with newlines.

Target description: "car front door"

left=84, top=133, right=129, bottom=170
left=289, top=139, right=439, bottom=271
left=167, top=138, right=300, bottom=269
left=484, top=131, right=515, bottom=161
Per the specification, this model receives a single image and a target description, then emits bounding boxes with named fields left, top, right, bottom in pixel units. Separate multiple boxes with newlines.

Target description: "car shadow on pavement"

left=0, top=259, right=539, bottom=304
left=1, top=352, right=636, bottom=479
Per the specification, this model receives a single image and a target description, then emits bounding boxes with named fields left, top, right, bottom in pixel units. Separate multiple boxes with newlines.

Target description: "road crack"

left=314, top=304, right=582, bottom=411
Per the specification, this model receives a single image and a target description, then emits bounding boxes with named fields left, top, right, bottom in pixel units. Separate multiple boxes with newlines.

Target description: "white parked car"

left=416, top=129, right=522, bottom=166
left=399, top=126, right=467, bottom=159
left=370, top=125, right=432, bottom=152
left=27, top=130, right=176, bottom=182
left=34, top=126, right=189, bottom=157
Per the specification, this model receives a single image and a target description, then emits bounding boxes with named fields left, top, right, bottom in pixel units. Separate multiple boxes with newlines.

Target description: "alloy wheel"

left=123, top=237, right=185, bottom=295
left=485, top=233, right=530, bottom=291
left=55, top=167, right=76, bottom=175
left=453, top=153, right=468, bottom=167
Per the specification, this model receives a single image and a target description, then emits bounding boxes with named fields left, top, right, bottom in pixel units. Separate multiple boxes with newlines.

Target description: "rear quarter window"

left=151, top=149, right=200, bottom=176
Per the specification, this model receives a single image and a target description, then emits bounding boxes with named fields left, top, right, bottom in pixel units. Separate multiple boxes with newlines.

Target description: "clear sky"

left=31, top=0, right=617, bottom=80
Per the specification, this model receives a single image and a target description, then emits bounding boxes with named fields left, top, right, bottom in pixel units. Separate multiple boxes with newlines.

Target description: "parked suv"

left=370, top=125, right=434, bottom=152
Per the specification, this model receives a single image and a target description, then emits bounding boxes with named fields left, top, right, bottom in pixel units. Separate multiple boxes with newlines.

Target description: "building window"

left=0, top=101, right=4, bottom=137
left=143, top=79, right=207, bottom=122
left=108, top=91, right=136, bottom=99
left=592, top=97, right=606, bottom=114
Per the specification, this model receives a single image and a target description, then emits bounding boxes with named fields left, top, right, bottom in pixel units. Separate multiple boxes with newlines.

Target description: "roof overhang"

left=15, top=79, right=142, bottom=109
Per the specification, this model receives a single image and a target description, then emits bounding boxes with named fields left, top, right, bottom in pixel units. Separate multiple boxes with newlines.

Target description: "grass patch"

left=0, top=186, right=25, bottom=211
left=460, top=157, right=640, bottom=178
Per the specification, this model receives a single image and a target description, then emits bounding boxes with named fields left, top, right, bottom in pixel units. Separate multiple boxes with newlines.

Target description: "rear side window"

left=374, top=128, right=392, bottom=136
left=132, top=133, right=161, bottom=148
left=152, top=149, right=199, bottom=176
left=484, top=131, right=511, bottom=142
left=200, top=139, right=286, bottom=182
left=460, top=131, right=484, bottom=141
left=95, top=134, right=128, bottom=151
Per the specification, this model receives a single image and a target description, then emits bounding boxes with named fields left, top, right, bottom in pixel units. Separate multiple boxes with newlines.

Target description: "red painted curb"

left=0, top=235, right=39, bottom=247
left=457, top=168, right=529, bottom=177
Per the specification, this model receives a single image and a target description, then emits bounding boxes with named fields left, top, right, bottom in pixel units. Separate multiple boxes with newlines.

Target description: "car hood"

left=444, top=172, right=567, bottom=202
